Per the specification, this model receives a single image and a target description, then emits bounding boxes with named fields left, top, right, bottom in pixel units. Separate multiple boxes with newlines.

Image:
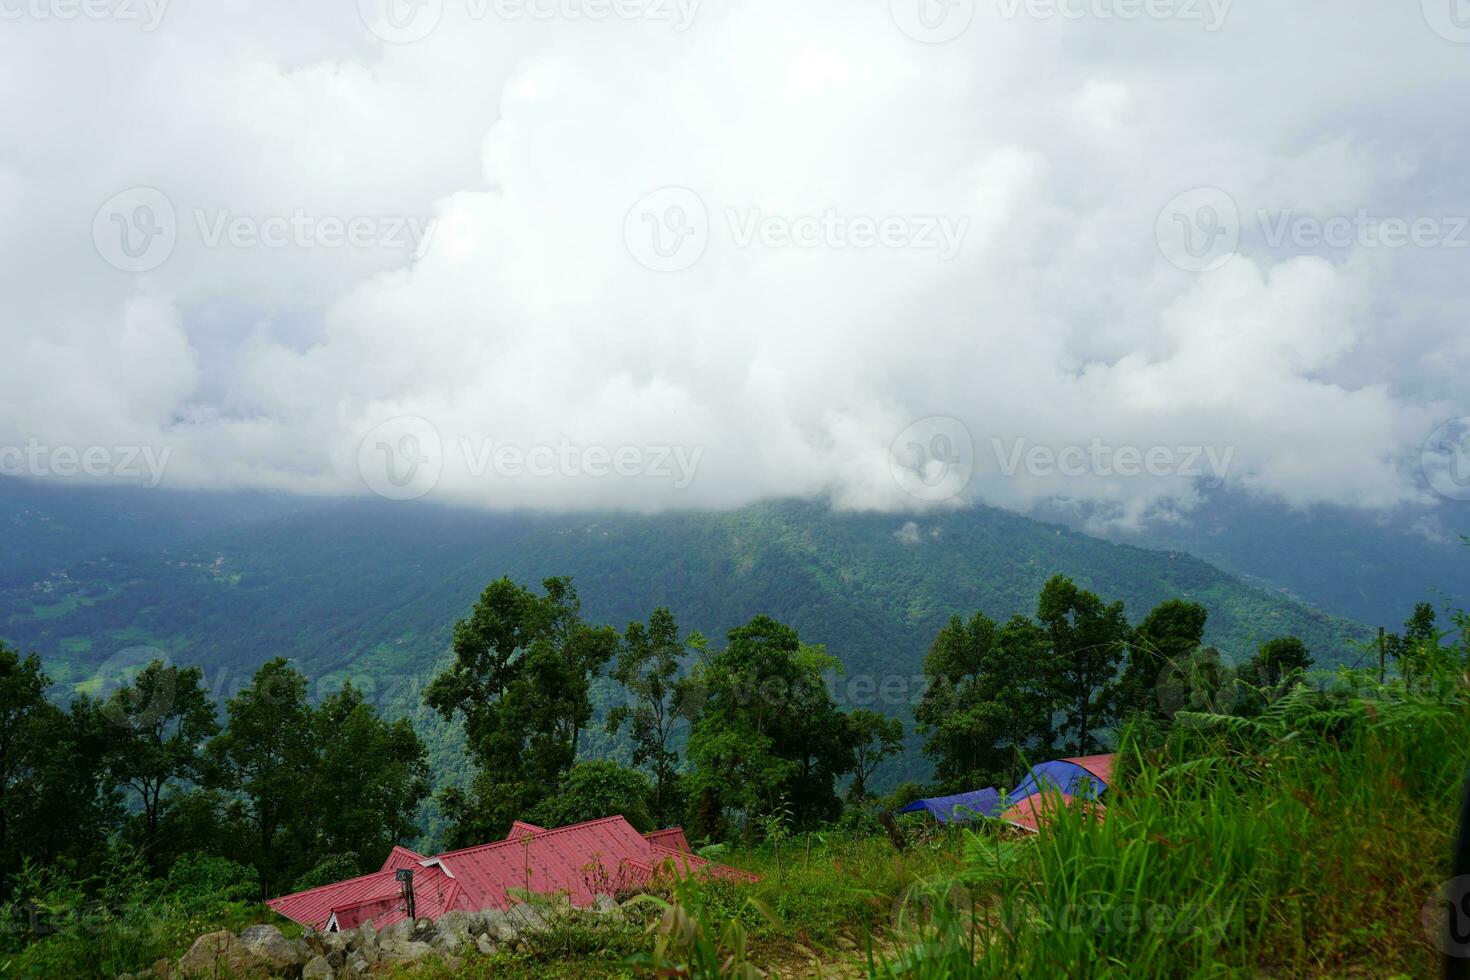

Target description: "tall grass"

left=877, top=667, right=1469, bottom=978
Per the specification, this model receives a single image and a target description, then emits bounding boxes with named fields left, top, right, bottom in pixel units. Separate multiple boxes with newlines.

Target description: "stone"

left=150, top=957, right=174, bottom=979
left=507, top=903, right=548, bottom=933
left=302, top=955, right=334, bottom=980
left=384, top=940, right=433, bottom=963
left=437, top=910, right=473, bottom=939
left=475, top=934, right=496, bottom=956
left=345, top=955, right=370, bottom=976
left=357, top=920, right=377, bottom=948
left=237, top=924, right=311, bottom=973
left=379, top=919, right=415, bottom=947
left=178, top=930, right=261, bottom=979
left=479, top=908, right=520, bottom=944
left=431, top=930, right=464, bottom=955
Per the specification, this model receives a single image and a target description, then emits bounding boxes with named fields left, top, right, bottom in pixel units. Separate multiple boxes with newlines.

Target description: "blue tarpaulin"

left=1011, top=758, right=1110, bottom=802
left=898, top=788, right=1003, bottom=823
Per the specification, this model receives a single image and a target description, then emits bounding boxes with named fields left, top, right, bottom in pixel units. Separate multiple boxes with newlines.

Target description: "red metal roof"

left=380, top=845, right=427, bottom=873
left=268, top=816, right=759, bottom=930
left=1062, top=753, right=1115, bottom=787
left=266, top=862, right=458, bottom=931
left=643, top=827, right=693, bottom=853
left=1000, top=791, right=1106, bottom=834
left=505, top=821, right=546, bottom=841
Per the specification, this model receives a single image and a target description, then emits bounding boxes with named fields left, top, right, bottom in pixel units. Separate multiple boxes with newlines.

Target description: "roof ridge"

left=433, top=815, right=637, bottom=860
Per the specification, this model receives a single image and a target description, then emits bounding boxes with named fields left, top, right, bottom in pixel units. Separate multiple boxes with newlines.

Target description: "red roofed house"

left=267, top=816, right=757, bottom=932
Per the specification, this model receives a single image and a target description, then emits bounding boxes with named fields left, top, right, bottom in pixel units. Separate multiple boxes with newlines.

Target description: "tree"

left=0, top=643, right=58, bottom=881
left=100, top=660, right=220, bottom=858
left=1117, top=599, right=1209, bottom=718
left=844, top=710, right=903, bottom=801
left=307, top=682, right=429, bottom=874
left=1246, top=637, right=1313, bottom=688
left=1386, top=602, right=1438, bottom=684
left=685, top=616, right=853, bottom=833
left=206, top=658, right=315, bottom=894
left=425, top=577, right=617, bottom=844
left=608, top=608, right=695, bottom=827
left=1037, top=575, right=1129, bottom=755
left=525, top=760, right=654, bottom=832
left=915, top=613, right=1054, bottom=791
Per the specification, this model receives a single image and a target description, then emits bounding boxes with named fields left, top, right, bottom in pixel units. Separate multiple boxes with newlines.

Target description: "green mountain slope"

left=2, top=494, right=1373, bottom=692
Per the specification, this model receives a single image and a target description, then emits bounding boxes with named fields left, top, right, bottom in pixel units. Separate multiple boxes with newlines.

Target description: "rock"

left=507, top=903, right=548, bottom=933
left=475, top=934, right=496, bottom=956
left=302, top=955, right=334, bottom=980
left=357, top=920, right=377, bottom=948
left=326, top=948, right=346, bottom=969
left=442, top=955, right=464, bottom=972
left=383, top=940, right=433, bottom=963
left=178, top=930, right=261, bottom=979
left=379, top=919, right=414, bottom=947
left=593, top=893, right=624, bottom=920
left=437, top=909, right=473, bottom=939
left=479, top=908, right=520, bottom=944
left=238, top=924, right=311, bottom=973
left=150, top=957, right=174, bottom=979
left=319, top=931, right=350, bottom=955
left=431, top=930, right=464, bottom=955
left=345, top=955, right=369, bottom=976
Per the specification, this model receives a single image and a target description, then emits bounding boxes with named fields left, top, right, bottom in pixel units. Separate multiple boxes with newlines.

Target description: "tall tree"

left=1117, top=599, right=1209, bottom=719
left=101, top=660, right=220, bottom=857
left=1386, top=602, right=1439, bottom=684
left=425, top=576, right=615, bottom=844
left=307, top=682, right=430, bottom=875
left=915, top=612, right=1054, bottom=791
left=685, top=617, right=853, bottom=832
left=206, top=658, right=315, bottom=894
left=844, top=709, right=903, bottom=801
left=1246, top=636, right=1313, bottom=688
left=608, top=608, right=695, bottom=827
left=1037, top=575, right=1130, bottom=755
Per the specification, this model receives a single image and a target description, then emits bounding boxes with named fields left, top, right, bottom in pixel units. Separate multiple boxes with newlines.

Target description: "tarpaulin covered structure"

left=1011, top=753, right=1114, bottom=802
left=898, top=788, right=1003, bottom=823
left=999, top=791, right=1107, bottom=834
left=267, top=816, right=757, bottom=932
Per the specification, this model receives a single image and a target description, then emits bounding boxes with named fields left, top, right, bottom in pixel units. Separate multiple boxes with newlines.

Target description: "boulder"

left=475, top=934, right=496, bottom=956
left=382, top=940, right=433, bottom=964
left=478, top=908, right=520, bottom=944
left=178, top=930, right=261, bottom=978
left=238, top=924, right=311, bottom=974
left=507, top=903, right=548, bottom=933
left=301, top=955, right=334, bottom=980
left=593, top=893, right=623, bottom=919
left=344, top=955, right=369, bottom=977
left=436, top=909, right=473, bottom=940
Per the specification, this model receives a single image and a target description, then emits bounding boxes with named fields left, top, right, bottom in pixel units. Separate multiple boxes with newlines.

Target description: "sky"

left=1, top=0, right=1468, bottom=526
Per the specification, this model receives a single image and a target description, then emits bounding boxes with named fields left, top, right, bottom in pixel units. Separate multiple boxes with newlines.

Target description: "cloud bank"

left=1, top=0, right=1467, bottom=526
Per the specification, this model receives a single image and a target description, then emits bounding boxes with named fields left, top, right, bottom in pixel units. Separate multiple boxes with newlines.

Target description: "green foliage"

left=844, top=709, right=904, bottom=801
left=525, top=760, right=654, bottom=832
left=1037, top=574, right=1130, bottom=754
left=685, top=616, right=854, bottom=832
left=607, top=608, right=696, bottom=827
left=424, top=577, right=617, bottom=845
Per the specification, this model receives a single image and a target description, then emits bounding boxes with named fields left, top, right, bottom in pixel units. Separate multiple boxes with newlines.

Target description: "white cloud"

left=0, top=0, right=1466, bottom=524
